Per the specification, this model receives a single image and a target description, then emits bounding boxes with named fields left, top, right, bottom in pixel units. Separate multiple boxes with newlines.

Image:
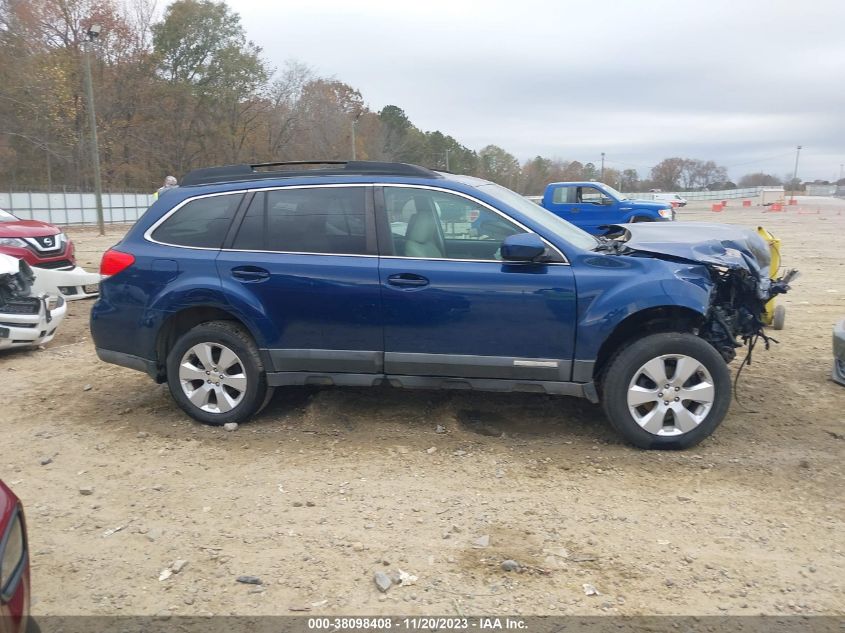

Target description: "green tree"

left=151, top=0, right=267, bottom=169
left=478, top=144, right=520, bottom=188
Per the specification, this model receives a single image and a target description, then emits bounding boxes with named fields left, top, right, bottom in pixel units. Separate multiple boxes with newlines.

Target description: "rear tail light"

left=100, top=249, right=135, bottom=276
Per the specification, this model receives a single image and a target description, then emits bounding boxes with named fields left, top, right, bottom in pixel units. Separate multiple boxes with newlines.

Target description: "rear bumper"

left=95, top=347, right=159, bottom=380
left=833, top=319, right=845, bottom=386
left=0, top=295, right=66, bottom=350
left=30, top=265, right=100, bottom=301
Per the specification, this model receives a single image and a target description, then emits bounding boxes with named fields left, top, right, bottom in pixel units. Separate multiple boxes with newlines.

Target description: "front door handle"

left=232, top=266, right=270, bottom=282
left=387, top=273, right=429, bottom=288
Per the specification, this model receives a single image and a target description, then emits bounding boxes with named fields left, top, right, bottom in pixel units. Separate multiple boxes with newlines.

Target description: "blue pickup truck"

left=534, top=182, right=675, bottom=235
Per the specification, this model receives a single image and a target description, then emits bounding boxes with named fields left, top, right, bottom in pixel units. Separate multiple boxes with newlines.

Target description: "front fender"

left=572, top=253, right=713, bottom=360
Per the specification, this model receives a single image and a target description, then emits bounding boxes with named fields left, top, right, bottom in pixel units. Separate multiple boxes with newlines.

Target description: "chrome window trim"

left=221, top=249, right=378, bottom=258
left=380, top=183, right=569, bottom=264
left=144, top=189, right=248, bottom=250
left=379, top=255, right=569, bottom=265
left=144, top=182, right=569, bottom=265
left=146, top=184, right=375, bottom=252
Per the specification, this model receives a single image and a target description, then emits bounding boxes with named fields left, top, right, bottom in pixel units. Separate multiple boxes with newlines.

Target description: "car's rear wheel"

left=601, top=332, right=731, bottom=449
left=166, top=321, right=268, bottom=426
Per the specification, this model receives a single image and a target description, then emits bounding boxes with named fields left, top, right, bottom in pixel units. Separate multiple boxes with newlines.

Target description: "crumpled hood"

left=610, top=222, right=771, bottom=275
left=0, top=253, right=21, bottom=276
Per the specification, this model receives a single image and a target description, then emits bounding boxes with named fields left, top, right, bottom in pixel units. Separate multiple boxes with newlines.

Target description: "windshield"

left=0, top=209, right=16, bottom=222
left=601, top=184, right=627, bottom=200
left=474, top=183, right=598, bottom=251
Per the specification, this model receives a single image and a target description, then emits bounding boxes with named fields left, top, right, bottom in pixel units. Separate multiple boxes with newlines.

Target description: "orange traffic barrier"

left=770, top=203, right=783, bottom=212
left=742, top=200, right=752, bottom=207
left=711, top=203, right=723, bottom=212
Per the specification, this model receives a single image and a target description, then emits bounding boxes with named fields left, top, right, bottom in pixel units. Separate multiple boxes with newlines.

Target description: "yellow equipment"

left=757, top=226, right=786, bottom=330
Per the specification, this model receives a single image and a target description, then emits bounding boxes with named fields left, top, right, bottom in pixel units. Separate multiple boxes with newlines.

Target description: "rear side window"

left=151, top=194, right=243, bottom=248
left=232, top=187, right=369, bottom=255
left=552, top=187, right=576, bottom=204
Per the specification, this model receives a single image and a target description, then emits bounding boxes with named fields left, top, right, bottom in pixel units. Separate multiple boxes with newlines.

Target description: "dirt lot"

left=2, top=196, right=843, bottom=616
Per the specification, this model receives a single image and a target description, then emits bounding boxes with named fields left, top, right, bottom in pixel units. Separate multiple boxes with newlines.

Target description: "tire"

left=772, top=304, right=786, bottom=330
left=601, top=332, right=731, bottom=449
left=166, top=320, right=268, bottom=426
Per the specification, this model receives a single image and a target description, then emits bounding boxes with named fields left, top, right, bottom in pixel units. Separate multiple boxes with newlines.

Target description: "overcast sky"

left=227, top=0, right=844, bottom=181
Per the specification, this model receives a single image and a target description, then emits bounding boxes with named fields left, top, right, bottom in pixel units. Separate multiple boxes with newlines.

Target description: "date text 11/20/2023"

left=307, top=617, right=528, bottom=630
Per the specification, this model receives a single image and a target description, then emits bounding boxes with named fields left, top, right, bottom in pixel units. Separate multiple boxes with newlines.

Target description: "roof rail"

left=180, top=160, right=441, bottom=186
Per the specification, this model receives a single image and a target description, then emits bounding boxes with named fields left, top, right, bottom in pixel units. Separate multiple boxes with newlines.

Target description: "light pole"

left=790, top=145, right=802, bottom=202
left=445, top=148, right=451, bottom=171
left=82, top=23, right=105, bottom=235
left=600, top=152, right=605, bottom=181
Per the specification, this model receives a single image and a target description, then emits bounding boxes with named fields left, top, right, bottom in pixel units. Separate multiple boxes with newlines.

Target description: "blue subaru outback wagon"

left=90, top=161, right=795, bottom=449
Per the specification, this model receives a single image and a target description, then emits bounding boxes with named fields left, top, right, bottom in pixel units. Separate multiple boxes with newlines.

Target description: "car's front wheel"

left=166, top=321, right=268, bottom=426
left=601, top=332, right=731, bottom=449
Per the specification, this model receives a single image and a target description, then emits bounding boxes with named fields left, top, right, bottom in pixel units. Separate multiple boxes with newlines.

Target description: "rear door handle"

left=231, top=266, right=270, bottom=282
left=387, top=273, right=429, bottom=288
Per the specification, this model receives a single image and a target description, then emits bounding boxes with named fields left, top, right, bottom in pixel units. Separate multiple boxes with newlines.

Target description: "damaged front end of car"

left=605, top=222, right=798, bottom=362
left=697, top=262, right=797, bottom=361
left=0, top=253, right=67, bottom=351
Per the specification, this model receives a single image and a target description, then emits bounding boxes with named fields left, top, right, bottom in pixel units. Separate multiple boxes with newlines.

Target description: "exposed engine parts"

left=700, top=267, right=798, bottom=362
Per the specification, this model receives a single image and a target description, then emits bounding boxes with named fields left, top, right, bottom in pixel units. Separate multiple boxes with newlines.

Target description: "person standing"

left=154, top=175, right=178, bottom=200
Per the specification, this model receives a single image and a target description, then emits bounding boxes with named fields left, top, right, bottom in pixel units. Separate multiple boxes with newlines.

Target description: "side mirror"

left=501, top=233, right=547, bottom=263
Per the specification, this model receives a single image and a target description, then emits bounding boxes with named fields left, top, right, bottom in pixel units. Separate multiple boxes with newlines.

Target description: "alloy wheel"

left=626, top=354, right=715, bottom=436
left=178, top=342, right=248, bottom=414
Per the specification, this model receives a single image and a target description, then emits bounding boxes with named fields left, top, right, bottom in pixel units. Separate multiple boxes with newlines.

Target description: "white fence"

left=0, top=191, right=154, bottom=226
left=623, top=186, right=771, bottom=201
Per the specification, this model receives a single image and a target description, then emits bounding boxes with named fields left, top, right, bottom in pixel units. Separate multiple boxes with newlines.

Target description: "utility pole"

left=445, top=148, right=451, bottom=171
left=82, top=23, right=105, bottom=235
left=350, top=118, right=357, bottom=160
left=600, top=152, right=605, bottom=181
left=790, top=145, right=802, bottom=201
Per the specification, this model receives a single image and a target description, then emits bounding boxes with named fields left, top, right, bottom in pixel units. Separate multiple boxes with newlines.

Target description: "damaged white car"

left=0, top=253, right=67, bottom=351
left=29, top=264, right=101, bottom=301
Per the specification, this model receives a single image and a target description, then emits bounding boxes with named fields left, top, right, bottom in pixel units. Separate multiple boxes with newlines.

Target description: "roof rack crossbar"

left=180, top=161, right=441, bottom=186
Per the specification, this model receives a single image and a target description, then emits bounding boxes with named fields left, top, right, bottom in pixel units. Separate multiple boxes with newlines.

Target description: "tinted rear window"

left=232, top=187, right=368, bottom=254
left=152, top=194, right=243, bottom=248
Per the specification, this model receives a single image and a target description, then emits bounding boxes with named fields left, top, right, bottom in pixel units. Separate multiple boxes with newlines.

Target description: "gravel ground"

left=1, top=195, right=843, bottom=616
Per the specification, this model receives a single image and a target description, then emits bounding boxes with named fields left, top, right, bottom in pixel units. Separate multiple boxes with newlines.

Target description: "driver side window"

left=385, top=188, right=522, bottom=260
left=579, top=186, right=611, bottom=206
